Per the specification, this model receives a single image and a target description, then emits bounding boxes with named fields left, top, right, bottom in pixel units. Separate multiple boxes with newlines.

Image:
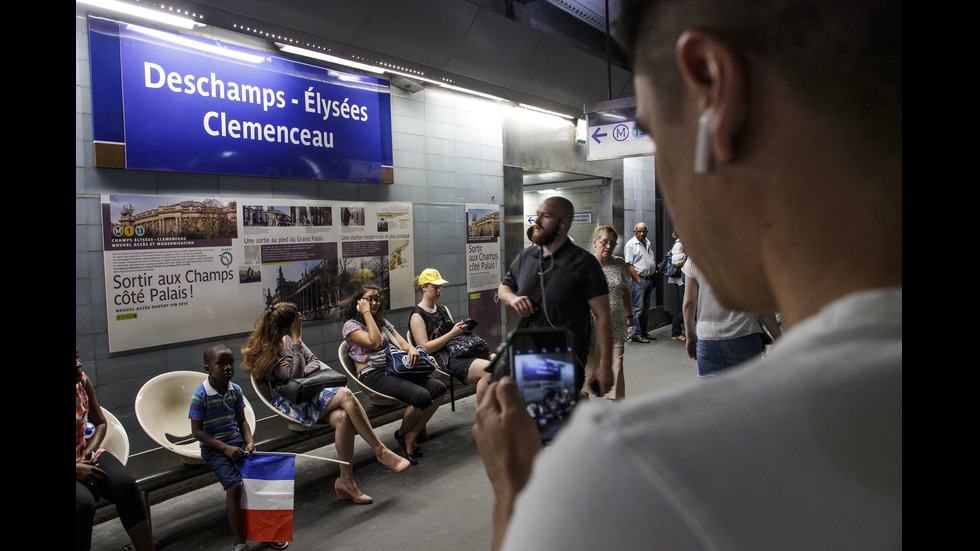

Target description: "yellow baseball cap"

left=417, top=268, right=449, bottom=286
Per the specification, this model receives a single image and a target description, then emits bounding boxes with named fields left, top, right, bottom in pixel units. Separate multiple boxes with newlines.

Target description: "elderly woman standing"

left=584, top=226, right=632, bottom=400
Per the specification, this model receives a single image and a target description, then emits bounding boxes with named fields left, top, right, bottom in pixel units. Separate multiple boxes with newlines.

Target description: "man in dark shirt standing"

left=498, top=196, right=613, bottom=394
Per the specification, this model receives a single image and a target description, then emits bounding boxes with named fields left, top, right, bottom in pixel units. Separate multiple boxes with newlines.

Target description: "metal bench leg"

left=142, top=489, right=152, bottom=532
left=449, top=375, right=456, bottom=411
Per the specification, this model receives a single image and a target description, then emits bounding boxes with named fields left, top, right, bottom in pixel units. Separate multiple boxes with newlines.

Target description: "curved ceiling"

left=188, top=0, right=635, bottom=117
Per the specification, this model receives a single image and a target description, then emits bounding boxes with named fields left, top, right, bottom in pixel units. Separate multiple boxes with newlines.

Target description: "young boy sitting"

left=189, top=344, right=288, bottom=551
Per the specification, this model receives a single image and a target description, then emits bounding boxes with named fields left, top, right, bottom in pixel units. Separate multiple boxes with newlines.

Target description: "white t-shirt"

left=684, top=260, right=761, bottom=340
left=502, top=288, right=902, bottom=550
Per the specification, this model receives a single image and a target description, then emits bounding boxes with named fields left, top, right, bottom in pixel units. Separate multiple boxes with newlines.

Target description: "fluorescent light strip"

left=77, top=0, right=203, bottom=29
left=519, top=103, right=575, bottom=120
left=276, top=44, right=387, bottom=74
left=131, top=26, right=266, bottom=63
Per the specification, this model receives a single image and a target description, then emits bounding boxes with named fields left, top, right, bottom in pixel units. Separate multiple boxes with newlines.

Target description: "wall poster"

left=102, top=194, right=414, bottom=352
left=465, top=204, right=503, bottom=352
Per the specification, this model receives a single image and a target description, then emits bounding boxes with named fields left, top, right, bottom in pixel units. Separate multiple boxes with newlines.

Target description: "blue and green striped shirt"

left=188, top=378, right=244, bottom=444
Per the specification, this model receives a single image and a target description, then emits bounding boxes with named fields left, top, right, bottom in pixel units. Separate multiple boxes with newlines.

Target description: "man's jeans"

left=695, top=334, right=764, bottom=376
left=630, top=278, right=654, bottom=336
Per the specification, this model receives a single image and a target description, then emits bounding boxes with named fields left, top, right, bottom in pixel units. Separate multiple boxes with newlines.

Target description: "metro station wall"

left=75, top=15, right=504, bottom=453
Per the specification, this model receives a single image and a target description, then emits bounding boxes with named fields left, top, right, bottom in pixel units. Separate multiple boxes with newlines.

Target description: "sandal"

left=268, top=542, right=289, bottom=550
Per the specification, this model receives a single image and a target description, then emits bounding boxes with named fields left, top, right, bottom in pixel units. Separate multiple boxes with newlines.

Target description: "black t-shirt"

left=501, top=240, right=609, bottom=367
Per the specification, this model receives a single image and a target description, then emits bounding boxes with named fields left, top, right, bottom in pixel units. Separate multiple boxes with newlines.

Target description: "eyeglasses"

left=597, top=239, right=617, bottom=247
left=365, top=297, right=383, bottom=304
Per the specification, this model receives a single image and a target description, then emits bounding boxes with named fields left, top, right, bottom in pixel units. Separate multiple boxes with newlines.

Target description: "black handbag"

left=446, top=332, right=491, bottom=359
left=272, top=365, right=348, bottom=403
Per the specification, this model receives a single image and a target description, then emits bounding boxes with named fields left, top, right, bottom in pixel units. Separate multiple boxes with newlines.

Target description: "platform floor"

left=91, top=323, right=699, bottom=551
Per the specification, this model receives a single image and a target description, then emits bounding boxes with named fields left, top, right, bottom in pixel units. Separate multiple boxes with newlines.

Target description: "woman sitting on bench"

left=343, top=285, right=446, bottom=465
left=241, top=302, right=409, bottom=505
left=76, top=347, right=156, bottom=551
left=408, top=268, right=492, bottom=404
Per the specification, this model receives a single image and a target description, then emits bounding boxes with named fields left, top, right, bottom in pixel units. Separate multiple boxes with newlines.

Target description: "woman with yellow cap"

left=409, top=268, right=492, bottom=404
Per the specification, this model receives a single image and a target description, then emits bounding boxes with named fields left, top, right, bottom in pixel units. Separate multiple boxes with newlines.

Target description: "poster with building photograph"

left=102, top=194, right=414, bottom=352
left=465, top=204, right=503, bottom=352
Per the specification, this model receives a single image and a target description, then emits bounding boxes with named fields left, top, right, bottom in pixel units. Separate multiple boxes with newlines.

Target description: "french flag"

left=240, top=453, right=295, bottom=542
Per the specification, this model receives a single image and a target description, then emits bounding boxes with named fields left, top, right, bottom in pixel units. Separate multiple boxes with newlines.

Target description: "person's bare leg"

left=327, top=408, right=373, bottom=504
left=125, top=518, right=156, bottom=551
left=467, top=359, right=492, bottom=404
left=327, top=388, right=409, bottom=472
left=400, top=395, right=445, bottom=453
left=227, top=483, right=245, bottom=547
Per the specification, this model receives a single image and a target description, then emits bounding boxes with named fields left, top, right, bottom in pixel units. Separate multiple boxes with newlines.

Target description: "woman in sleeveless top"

left=408, top=268, right=492, bottom=404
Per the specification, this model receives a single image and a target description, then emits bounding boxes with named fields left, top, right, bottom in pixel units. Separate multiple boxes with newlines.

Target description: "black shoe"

left=642, top=333, right=657, bottom=341
left=394, top=430, right=419, bottom=465
left=631, top=335, right=650, bottom=343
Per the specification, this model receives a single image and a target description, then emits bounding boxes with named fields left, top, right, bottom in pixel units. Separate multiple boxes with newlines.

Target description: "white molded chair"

left=251, top=361, right=337, bottom=432
left=100, top=407, right=131, bottom=466
left=338, top=341, right=403, bottom=406
left=135, top=371, right=257, bottom=463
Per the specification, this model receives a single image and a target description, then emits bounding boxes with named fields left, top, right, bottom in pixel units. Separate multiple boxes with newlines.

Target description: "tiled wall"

left=624, top=156, right=658, bottom=249
left=520, top=156, right=657, bottom=259
left=76, top=15, right=504, bottom=454
left=522, top=185, right=607, bottom=251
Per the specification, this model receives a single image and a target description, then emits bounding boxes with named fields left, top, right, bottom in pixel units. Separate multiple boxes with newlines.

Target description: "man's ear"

left=675, top=30, right=746, bottom=165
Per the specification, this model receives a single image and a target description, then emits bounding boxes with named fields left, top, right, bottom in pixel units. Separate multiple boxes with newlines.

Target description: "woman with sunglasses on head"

left=343, top=285, right=447, bottom=465
left=242, top=302, right=409, bottom=505
left=584, top=226, right=632, bottom=400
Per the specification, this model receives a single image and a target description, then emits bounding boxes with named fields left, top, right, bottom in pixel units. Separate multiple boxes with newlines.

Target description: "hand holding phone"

left=496, top=327, right=578, bottom=445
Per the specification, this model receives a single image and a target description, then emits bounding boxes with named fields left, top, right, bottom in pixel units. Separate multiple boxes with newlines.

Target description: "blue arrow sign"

left=591, top=127, right=608, bottom=144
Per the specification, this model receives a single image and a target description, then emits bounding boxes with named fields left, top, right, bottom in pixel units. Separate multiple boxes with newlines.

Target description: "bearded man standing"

left=498, top=196, right=614, bottom=395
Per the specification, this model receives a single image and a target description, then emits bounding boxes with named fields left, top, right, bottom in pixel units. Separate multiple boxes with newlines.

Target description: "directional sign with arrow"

left=584, top=97, right=656, bottom=161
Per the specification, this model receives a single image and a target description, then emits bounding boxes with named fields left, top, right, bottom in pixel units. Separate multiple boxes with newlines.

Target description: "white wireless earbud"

left=694, top=106, right=715, bottom=174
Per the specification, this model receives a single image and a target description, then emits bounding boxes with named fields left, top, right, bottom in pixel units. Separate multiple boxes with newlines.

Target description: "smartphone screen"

left=507, top=328, right=577, bottom=445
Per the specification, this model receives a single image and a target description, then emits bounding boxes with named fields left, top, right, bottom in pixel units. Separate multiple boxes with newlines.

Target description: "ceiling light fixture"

left=77, top=0, right=204, bottom=29
left=519, top=103, right=575, bottom=120
left=275, top=44, right=387, bottom=74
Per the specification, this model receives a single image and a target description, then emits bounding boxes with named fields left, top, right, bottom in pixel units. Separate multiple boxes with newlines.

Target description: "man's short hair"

left=614, top=0, right=901, bottom=150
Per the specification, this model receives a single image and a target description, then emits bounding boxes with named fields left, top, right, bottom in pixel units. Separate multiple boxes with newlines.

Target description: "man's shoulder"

left=556, top=242, right=601, bottom=268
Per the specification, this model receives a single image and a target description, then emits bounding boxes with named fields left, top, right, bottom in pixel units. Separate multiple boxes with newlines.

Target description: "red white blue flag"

left=240, top=453, right=295, bottom=542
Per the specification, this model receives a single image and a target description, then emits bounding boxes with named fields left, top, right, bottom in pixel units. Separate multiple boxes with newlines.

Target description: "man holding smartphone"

left=475, top=0, right=901, bottom=549
left=497, top=196, right=614, bottom=396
